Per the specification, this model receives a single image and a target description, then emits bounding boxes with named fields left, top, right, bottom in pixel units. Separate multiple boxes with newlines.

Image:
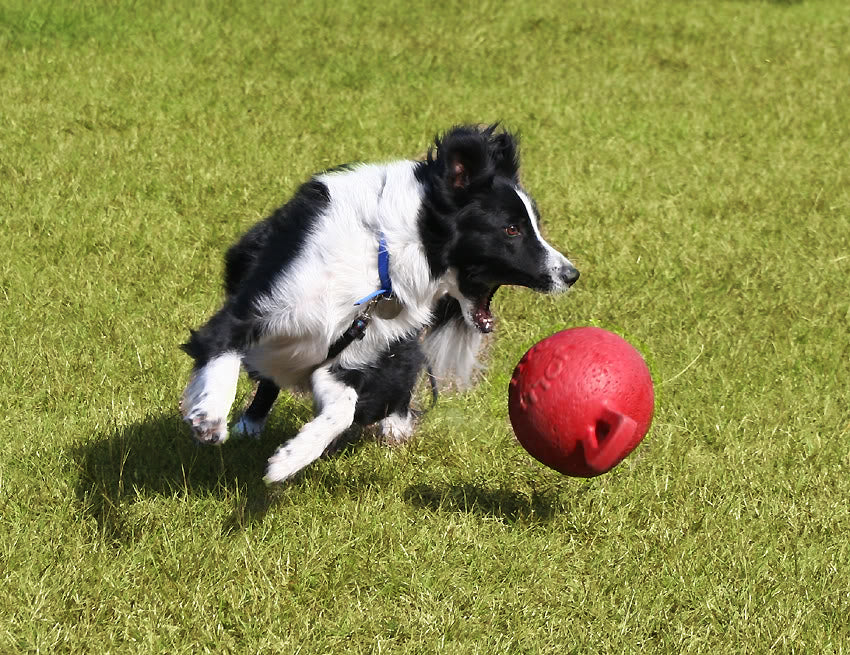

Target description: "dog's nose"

left=561, top=264, right=580, bottom=287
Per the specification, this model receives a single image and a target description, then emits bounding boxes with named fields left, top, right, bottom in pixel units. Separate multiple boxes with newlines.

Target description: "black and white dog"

left=180, top=124, right=579, bottom=483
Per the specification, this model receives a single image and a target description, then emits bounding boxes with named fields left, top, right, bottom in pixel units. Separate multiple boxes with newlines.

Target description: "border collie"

left=180, top=124, right=579, bottom=483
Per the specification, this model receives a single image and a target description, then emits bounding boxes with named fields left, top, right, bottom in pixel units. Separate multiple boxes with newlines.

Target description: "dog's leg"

left=233, top=378, right=280, bottom=439
left=181, top=351, right=242, bottom=445
left=264, top=366, right=358, bottom=483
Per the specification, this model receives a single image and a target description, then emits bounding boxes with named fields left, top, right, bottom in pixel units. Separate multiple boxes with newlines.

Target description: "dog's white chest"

left=243, top=335, right=325, bottom=389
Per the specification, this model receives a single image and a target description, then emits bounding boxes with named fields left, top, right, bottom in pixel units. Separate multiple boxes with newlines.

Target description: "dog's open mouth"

left=471, top=286, right=500, bottom=333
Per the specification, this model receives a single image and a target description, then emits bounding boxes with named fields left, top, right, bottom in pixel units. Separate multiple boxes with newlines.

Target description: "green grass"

left=2, top=0, right=849, bottom=652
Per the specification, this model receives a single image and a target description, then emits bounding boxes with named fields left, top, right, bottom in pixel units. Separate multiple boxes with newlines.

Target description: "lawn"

left=1, top=0, right=849, bottom=652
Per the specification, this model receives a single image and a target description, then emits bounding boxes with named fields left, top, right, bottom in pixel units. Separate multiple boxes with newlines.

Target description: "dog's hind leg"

left=264, top=366, right=358, bottom=483
left=233, top=378, right=279, bottom=439
left=181, top=351, right=242, bottom=445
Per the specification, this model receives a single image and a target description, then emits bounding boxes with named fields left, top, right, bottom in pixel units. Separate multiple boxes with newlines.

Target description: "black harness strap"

left=326, top=312, right=372, bottom=360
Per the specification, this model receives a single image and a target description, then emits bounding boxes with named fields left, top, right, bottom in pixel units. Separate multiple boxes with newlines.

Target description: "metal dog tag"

left=375, top=296, right=404, bottom=320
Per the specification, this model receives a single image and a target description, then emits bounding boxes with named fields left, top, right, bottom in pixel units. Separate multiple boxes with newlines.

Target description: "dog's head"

left=420, top=124, right=579, bottom=333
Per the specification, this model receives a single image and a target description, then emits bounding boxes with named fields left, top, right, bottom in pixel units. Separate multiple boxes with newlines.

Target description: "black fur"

left=181, top=179, right=330, bottom=367
left=331, top=337, right=427, bottom=426
left=414, top=124, right=521, bottom=278
left=415, top=124, right=577, bottom=317
left=243, top=378, right=280, bottom=422
left=225, top=179, right=330, bottom=313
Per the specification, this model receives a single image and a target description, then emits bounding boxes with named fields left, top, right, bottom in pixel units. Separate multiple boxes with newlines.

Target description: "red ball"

left=508, top=327, right=654, bottom=477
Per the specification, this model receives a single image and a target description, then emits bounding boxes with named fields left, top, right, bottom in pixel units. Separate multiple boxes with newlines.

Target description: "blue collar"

left=354, top=233, right=393, bottom=305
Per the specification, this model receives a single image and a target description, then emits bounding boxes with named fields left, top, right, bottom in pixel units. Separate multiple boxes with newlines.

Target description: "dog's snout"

left=561, top=264, right=580, bottom=287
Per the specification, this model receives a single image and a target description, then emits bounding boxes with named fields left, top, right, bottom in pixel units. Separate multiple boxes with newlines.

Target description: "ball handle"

left=584, top=404, right=638, bottom=473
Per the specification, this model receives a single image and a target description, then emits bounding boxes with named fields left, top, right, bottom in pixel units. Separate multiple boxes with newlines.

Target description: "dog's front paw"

left=180, top=353, right=241, bottom=446
left=264, top=445, right=301, bottom=484
left=183, top=410, right=229, bottom=445
left=232, top=415, right=265, bottom=440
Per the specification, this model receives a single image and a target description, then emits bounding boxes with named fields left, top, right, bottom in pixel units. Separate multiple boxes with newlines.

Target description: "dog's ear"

left=450, top=159, right=469, bottom=190
left=433, top=125, right=520, bottom=193
left=487, top=128, right=520, bottom=183
left=434, top=126, right=492, bottom=193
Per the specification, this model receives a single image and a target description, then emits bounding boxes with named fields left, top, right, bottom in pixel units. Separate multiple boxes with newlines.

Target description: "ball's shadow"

left=403, top=482, right=563, bottom=523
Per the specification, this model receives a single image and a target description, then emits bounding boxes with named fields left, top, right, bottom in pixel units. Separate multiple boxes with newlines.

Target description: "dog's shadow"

left=75, top=404, right=565, bottom=543
left=73, top=395, right=383, bottom=542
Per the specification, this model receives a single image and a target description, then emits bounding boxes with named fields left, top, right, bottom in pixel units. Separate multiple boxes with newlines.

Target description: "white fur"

left=180, top=352, right=241, bottom=444
left=248, top=161, right=447, bottom=388
left=379, top=411, right=416, bottom=445
left=251, top=163, right=457, bottom=480
left=264, top=366, right=358, bottom=483
left=421, top=315, right=484, bottom=388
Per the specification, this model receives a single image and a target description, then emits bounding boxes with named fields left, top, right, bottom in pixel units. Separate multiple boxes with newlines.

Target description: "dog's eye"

left=505, top=225, right=521, bottom=237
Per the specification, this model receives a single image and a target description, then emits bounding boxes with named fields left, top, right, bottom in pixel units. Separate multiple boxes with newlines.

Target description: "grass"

left=1, top=0, right=849, bottom=652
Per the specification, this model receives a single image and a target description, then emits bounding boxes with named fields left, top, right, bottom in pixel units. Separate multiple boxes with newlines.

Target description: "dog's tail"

left=421, top=296, right=485, bottom=389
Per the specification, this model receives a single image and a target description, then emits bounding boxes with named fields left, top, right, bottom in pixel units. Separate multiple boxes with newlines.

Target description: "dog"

left=180, top=124, right=579, bottom=483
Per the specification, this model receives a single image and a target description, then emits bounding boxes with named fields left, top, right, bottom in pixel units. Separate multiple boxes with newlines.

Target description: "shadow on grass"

left=403, top=482, right=563, bottom=523
left=73, top=403, right=564, bottom=542
left=72, top=404, right=379, bottom=544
